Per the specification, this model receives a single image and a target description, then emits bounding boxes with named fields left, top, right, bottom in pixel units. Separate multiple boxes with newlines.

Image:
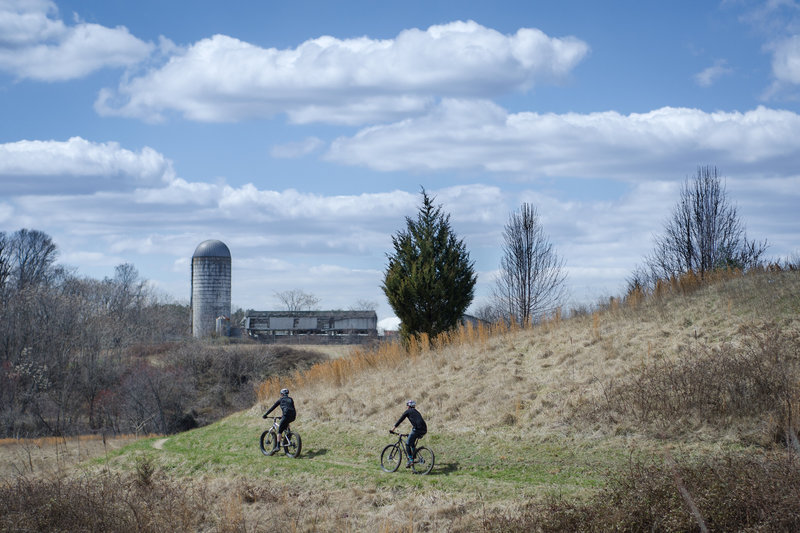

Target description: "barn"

left=242, top=310, right=378, bottom=344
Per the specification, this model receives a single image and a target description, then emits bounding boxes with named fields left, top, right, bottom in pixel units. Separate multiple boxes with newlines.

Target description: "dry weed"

left=581, top=323, right=800, bottom=443
left=481, top=450, right=800, bottom=532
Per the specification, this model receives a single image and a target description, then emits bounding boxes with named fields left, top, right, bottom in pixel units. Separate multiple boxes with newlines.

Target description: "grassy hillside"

left=3, top=269, right=800, bottom=531
left=259, top=268, right=799, bottom=442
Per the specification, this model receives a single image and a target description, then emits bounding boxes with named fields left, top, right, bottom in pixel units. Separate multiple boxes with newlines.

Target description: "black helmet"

left=280, top=388, right=289, bottom=396
left=406, top=400, right=416, bottom=407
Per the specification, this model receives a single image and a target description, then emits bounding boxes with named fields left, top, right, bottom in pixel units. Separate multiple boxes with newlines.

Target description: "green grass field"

left=101, top=413, right=618, bottom=496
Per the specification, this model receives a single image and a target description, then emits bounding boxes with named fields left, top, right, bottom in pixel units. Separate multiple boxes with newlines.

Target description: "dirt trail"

left=153, top=438, right=168, bottom=450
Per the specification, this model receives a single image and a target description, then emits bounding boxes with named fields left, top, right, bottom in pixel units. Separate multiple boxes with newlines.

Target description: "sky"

left=1, top=0, right=799, bottom=325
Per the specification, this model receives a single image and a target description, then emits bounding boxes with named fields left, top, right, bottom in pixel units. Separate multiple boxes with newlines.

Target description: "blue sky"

left=1, top=0, right=799, bottom=324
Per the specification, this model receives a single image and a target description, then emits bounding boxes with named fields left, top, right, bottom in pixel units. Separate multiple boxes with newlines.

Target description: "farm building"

left=242, top=310, right=378, bottom=344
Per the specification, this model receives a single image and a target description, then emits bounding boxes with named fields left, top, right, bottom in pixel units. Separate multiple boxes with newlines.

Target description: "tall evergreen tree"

left=382, top=189, right=477, bottom=343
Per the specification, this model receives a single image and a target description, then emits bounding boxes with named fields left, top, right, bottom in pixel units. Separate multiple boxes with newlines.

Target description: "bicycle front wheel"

left=260, top=429, right=278, bottom=456
left=412, top=447, right=434, bottom=475
left=380, top=444, right=402, bottom=472
left=283, top=431, right=302, bottom=458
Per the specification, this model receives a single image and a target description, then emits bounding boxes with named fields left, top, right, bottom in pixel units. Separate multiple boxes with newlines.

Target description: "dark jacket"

left=265, top=396, right=296, bottom=418
left=395, top=407, right=426, bottom=434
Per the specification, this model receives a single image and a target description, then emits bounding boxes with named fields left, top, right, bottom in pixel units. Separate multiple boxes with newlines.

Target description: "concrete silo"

left=191, top=239, right=231, bottom=338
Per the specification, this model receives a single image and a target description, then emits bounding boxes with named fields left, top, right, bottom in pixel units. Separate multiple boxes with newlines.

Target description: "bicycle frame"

left=392, top=432, right=412, bottom=461
left=259, top=416, right=302, bottom=458
left=270, top=417, right=293, bottom=445
left=380, top=430, right=434, bottom=474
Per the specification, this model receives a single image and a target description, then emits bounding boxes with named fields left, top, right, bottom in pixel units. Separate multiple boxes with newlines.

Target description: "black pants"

left=278, top=412, right=296, bottom=434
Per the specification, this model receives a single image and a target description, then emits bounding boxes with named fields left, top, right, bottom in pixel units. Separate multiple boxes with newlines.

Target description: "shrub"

left=482, top=451, right=800, bottom=532
left=0, top=471, right=211, bottom=532
left=583, top=323, right=800, bottom=439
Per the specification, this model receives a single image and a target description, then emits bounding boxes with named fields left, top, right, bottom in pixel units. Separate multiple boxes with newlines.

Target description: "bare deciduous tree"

left=108, top=263, right=148, bottom=315
left=473, top=302, right=503, bottom=324
left=494, top=203, right=567, bottom=325
left=0, top=232, right=11, bottom=291
left=349, top=299, right=378, bottom=311
left=641, top=166, right=768, bottom=285
left=274, top=289, right=320, bottom=312
left=0, top=229, right=192, bottom=437
left=10, top=229, right=58, bottom=289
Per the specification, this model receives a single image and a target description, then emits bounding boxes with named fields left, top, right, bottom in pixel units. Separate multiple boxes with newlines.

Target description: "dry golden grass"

left=0, top=434, right=146, bottom=478
left=220, top=342, right=355, bottom=360
left=255, top=269, right=800, bottom=443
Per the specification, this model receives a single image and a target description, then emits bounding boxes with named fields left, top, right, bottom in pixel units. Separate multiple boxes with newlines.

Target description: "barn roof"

left=245, top=310, right=376, bottom=319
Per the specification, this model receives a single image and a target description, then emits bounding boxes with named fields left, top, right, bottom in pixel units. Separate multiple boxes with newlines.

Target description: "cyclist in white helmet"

left=391, top=399, right=427, bottom=468
left=263, top=388, right=296, bottom=449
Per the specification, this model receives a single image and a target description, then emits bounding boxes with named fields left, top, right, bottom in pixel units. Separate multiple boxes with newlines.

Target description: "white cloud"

left=770, top=34, right=800, bottom=85
left=270, top=137, right=325, bottom=158
left=0, top=201, right=13, bottom=223
left=327, top=100, right=800, bottom=179
left=95, top=21, right=589, bottom=124
left=213, top=185, right=412, bottom=220
left=0, top=137, right=175, bottom=193
left=285, top=96, right=434, bottom=126
left=694, top=59, right=732, bottom=87
left=726, top=174, right=800, bottom=254
left=0, top=0, right=153, bottom=80
left=0, top=0, right=61, bottom=46
left=738, top=0, right=800, bottom=98
left=3, top=139, right=795, bottom=316
left=59, top=250, right=119, bottom=267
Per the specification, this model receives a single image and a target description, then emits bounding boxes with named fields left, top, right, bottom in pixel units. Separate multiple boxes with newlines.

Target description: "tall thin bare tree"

left=494, top=203, right=567, bottom=325
left=0, top=232, right=11, bottom=291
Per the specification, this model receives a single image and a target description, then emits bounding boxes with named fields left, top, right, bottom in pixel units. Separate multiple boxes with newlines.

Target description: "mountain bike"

left=380, top=430, right=434, bottom=475
left=260, top=416, right=302, bottom=458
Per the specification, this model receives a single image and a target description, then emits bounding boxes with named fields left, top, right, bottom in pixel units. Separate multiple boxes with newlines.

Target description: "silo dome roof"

left=192, top=239, right=231, bottom=258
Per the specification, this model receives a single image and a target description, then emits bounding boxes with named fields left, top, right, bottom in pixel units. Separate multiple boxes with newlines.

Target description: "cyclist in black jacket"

left=263, top=388, right=296, bottom=448
left=391, top=400, right=427, bottom=468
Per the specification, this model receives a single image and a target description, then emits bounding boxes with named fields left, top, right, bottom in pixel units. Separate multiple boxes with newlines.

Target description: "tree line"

left=383, top=167, right=774, bottom=343
left=0, top=229, right=191, bottom=436
left=0, top=229, right=327, bottom=438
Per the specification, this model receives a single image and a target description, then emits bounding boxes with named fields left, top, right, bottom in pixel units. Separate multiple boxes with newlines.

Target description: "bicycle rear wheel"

left=412, top=447, right=434, bottom=475
left=259, top=429, right=278, bottom=456
left=283, top=431, right=302, bottom=458
left=380, top=444, right=402, bottom=472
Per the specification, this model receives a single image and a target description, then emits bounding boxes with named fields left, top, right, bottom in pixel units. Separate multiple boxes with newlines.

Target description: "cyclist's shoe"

left=406, top=461, right=413, bottom=468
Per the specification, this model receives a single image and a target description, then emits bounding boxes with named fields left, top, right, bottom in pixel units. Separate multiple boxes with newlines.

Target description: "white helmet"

left=280, top=388, right=289, bottom=396
left=406, top=400, right=416, bottom=407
